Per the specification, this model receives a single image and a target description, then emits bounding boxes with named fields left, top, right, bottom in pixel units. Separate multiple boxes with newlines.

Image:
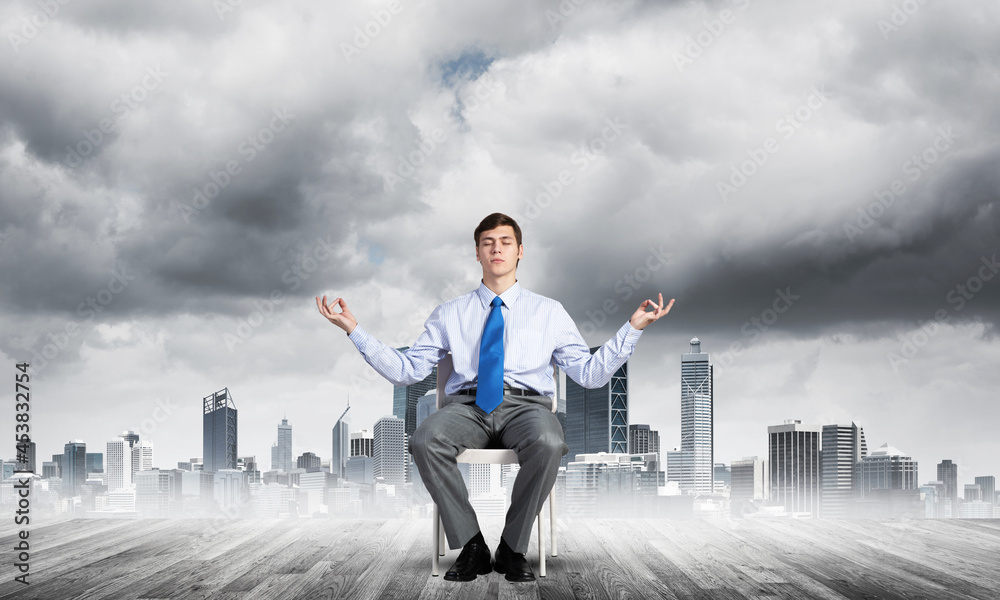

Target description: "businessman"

left=317, top=212, right=673, bottom=582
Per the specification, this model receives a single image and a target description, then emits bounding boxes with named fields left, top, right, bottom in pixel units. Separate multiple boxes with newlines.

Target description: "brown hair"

left=474, top=213, right=523, bottom=246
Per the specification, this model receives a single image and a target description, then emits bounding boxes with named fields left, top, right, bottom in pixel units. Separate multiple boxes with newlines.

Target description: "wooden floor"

left=1, top=516, right=998, bottom=599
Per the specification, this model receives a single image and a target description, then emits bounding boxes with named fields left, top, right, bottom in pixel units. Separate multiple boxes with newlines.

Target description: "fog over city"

left=1, top=0, right=998, bottom=486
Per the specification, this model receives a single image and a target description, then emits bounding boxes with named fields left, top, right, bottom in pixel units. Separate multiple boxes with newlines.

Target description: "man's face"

left=475, top=225, right=523, bottom=279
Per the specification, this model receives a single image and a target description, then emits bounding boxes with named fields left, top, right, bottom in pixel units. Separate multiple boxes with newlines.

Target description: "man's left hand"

left=629, top=293, right=674, bottom=330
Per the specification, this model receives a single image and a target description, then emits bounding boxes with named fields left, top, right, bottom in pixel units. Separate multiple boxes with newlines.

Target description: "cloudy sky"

left=1, top=0, right=998, bottom=491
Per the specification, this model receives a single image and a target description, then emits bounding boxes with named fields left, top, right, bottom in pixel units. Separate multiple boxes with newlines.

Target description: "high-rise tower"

left=373, top=416, right=406, bottom=486
left=392, top=347, right=437, bottom=437
left=271, top=418, right=293, bottom=472
left=821, top=422, right=867, bottom=517
left=63, top=440, right=87, bottom=496
left=769, top=420, right=821, bottom=516
left=203, top=388, right=238, bottom=473
left=564, top=347, right=629, bottom=461
left=680, top=337, right=713, bottom=494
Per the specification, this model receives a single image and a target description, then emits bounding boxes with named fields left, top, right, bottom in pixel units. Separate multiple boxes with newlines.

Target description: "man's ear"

left=475, top=245, right=481, bottom=261
left=517, top=245, right=524, bottom=260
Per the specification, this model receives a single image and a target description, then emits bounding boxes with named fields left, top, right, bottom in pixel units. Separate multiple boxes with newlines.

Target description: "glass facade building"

left=272, top=418, right=293, bottom=472
left=680, top=338, right=713, bottom=494
left=565, top=347, right=629, bottom=462
left=392, top=347, right=437, bottom=437
left=203, top=388, right=238, bottom=473
left=63, top=440, right=87, bottom=497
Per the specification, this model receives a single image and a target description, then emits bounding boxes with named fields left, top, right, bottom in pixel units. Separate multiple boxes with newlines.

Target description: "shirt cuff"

left=347, top=323, right=371, bottom=350
left=622, top=321, right=643, bottom=345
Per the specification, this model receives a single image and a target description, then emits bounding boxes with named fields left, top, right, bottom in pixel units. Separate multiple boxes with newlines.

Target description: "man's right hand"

left=316, top=295, right=358, bottom=335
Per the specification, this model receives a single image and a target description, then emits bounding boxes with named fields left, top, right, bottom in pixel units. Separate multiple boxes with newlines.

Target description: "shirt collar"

left=476, top=280, right=522, bottom=309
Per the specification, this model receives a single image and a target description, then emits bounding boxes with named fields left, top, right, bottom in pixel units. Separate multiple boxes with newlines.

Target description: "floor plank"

left=0, top=517, right=997, bottom=600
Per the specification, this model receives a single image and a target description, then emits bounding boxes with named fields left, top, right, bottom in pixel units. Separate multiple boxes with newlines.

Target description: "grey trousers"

left=409, top=393, right=567, bottom=554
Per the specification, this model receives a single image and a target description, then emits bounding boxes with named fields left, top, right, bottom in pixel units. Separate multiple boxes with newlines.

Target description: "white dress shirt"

left=348, top=281, right=643, bottom=398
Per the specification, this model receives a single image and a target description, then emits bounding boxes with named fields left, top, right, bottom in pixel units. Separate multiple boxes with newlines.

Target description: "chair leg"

left=431, top=504, right=440, bottom=576
left=538, top=509, right=546, bottom=578
left=549, top=487, right=557, bottom=557
left=438, top=518, right=445, bottom=556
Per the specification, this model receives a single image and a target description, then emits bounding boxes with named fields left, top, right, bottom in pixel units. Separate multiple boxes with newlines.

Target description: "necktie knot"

left=491, top=296, right=503, bottom=309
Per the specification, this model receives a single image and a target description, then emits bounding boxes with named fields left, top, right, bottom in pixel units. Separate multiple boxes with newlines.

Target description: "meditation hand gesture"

left=629, top=293, right=674, bottom=330
left=316, top=295, right=358, bottom=335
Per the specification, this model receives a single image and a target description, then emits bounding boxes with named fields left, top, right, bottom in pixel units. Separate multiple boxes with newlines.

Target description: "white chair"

left=430, top=353, right=558, bottom=577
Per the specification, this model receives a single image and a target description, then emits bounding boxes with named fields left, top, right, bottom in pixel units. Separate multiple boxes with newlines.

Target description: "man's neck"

left=482, top=274, right=517, bottom=296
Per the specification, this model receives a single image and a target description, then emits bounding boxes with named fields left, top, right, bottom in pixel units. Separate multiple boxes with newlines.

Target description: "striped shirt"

left=348, top=281, right=643, bottom=397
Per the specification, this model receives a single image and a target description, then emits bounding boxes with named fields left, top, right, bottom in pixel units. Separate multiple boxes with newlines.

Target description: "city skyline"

left=18, top=339, right=997, bottom=498
left=2, top=0, right=999, bottom=508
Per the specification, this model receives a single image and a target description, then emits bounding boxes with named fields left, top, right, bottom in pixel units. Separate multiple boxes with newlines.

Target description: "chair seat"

left=456, top=448, right=518, bottom=464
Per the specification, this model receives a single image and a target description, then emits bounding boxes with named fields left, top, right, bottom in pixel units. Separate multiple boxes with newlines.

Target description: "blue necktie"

left=476, top=296, right=504, bottom=413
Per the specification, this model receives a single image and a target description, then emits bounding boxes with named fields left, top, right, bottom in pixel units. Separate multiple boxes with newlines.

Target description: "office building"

left=565, top=347, right=629, bottom=461
left=713, top=463, right=731, bottom=491
left=63, top=440, right=87, bottom=497
left=297, top=452, right=321, bottom=471
left=271, top=418, right=293, bottom=472
left=416, top=392, right=437, bottom=429
left=86, top=452, right=103, bottom=474
left=346, top=456, right=374, bottom=484
left=350, top=430, right=373, bottom=457
left=332, top=407, right=350, bottom=479
left=768, top=420, right=821, bottom=516
left=106, top=439, right=132, bottom=491
left=629, top=424, right=660, bottom=464
left=731, top=456, right=769, bottom=516
left=135, top=468, right=175, bottom=517
left=17, top=441, right=36, bottom=474
left=937, top=460, right=958, bottom=517
left=821, top=422, right=867, bottom=517
left=373, top=416, right=406, bottom=486
left=203, top=388, right=238, bottom=473
left=974, top=476, right=996, bottom=506
left=679, top=338, right=713, bottom=494
left=132, top=441, right=153, bottom=477
left=856, top=443, right=918, bottom=496
left=393, top=348, right=437, bottom=436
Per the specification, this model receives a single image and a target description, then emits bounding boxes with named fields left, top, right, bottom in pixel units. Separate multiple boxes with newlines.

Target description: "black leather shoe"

left=444, top=540, right=492, bottom=582
left=494, top=538, right=535, bottom=582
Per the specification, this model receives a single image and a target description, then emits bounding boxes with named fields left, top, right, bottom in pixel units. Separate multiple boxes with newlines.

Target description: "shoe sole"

left=443, top=563, right=493, bottom=581
left=494, top=565, right=535, bottom=582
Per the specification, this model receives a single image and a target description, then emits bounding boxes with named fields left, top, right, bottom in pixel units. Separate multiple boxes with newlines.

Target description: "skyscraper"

left=271, top=418, right=293, bottom=472
left=565, top=346, right=629, bottom=460
left=332, top=404, right=350, bottom=479
left=106, top=439, right=131, bottom=491
left=821, top=422, right=867, bottom=517
left=63, top=440, right=87, bottom=496
left=373, top=416, right=406, bottom=486
left=680, top=337, right=713, bottom=494
left=18, top=441, right=36, bottom=474
left=937, top=459, right=958, bottom=517
left=392, top=347, right=437, bottom=436
left=768, top=420, right=821, bottom=516
left=203, top=388, right=238, bottom=473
